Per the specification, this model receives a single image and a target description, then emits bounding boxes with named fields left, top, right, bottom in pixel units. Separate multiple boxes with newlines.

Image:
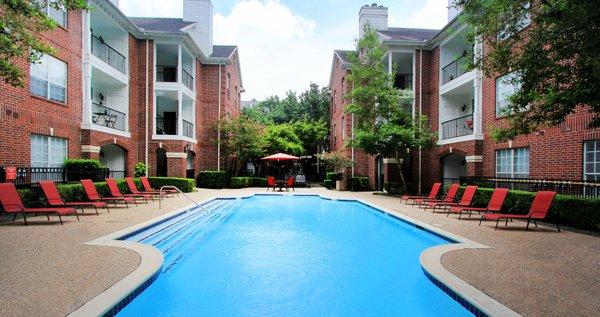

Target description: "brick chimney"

left=183, top=0, right=213, bottom=57
left=359, top=3, right=388, bottom=38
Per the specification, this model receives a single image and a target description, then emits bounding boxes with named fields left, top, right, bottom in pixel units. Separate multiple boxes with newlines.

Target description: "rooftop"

left=378, top=27, right=440, bottom=43
left=128, top=17, right=194, bottom=34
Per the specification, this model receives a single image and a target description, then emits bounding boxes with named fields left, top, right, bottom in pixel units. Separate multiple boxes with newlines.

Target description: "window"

left=34, top=0, right=67, bottom=28
left=498, top=2, right=531, bottom=40
left=30, top=54, right=67, bottom=103
left=226, top=73, right=231, bottom=98
left=584, top=140, right=600, bottom=181
left=30, top=134, right=67, bottom=167
left=495, top=72, right=521, bottom=117
left=496, top=147, right=529, bottom=178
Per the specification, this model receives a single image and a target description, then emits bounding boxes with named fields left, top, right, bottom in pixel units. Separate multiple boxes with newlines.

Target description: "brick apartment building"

left=0, top=0, right=243, bottom=179
left=330, top=2, right=600, bottom=193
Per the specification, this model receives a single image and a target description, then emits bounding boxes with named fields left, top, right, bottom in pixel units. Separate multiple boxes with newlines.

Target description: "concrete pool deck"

left=0, top=187, right=598, bottom=316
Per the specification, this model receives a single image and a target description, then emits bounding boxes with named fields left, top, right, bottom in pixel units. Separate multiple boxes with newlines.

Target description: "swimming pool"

left=117, top=195, right=475, bottom=316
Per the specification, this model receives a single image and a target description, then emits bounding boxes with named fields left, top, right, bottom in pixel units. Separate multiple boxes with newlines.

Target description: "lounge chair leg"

left=12, top=214, right=17, bottom=222
left=94, top=206, right=99, bottom=216
left=124, top=201, right=129, bottom=209
left=479, top=216, right=484, bottom=226
left=58, top=214, right=63, bottom=225
left=556, top=223, right=561, bottom=232
left=106, top=205, right=110, bottom=213
left=533, top=220, right=538, bottom=227
left=47, top=214, right=51, bottom=221
left=458, top=212, right=462, bottom=220
left=22, top=213, right=28, bottom=226
left=526, top=218, right=530, bottom=231
left=74, top=212, right=80, bottom=221
left=495, top=218, right=500, bottom=230
left=505, top=218, right=509, bottom=226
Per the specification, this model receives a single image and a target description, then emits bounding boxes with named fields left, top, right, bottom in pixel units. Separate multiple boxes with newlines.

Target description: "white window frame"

left=495, top=72, right=521, bottom=117
left=496, top=147, right=530, bottom=179
left=35, top=0, right=67, bottom=28
left=583, top=140, right=600, bottom=181
left=497, top=2, right=531, bottom=40
left=30, top=54, right=67, bottom=103
left=30, top=134, right=68, bottom=167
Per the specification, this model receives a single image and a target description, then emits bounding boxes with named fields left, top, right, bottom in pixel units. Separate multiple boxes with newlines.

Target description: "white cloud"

left=403, top=0, right=448, bottom=29
left=214, top=0, right=346, bottom=100
left=119, top=0, right=181, bottom=18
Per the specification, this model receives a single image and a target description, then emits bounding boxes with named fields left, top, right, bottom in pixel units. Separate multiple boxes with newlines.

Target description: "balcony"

left=92, top=102, right=126, bottom=132
left=182, top=69, right=194, bottom=91
left=155, top=43, right=195, bottom=93
left=441, top=114, right=474, bottom=140
left=183, top=119, right=194, bottom=139
left=156, top=65, right=177, bottom=83
left=91, top=34, right=126, bottom=74
left=442, top=54, right=468, bottom=85
left=155, top=90, right=195, bottom=140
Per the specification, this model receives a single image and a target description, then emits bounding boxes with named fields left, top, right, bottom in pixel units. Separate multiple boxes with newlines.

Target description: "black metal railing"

left=108, top=170, right=125, bottom=179
left=91, top=34, right=126, bottom=74
left=182, top=120, right=194, bottom=138
left=156, top=65, right=177, bottom=82
left=441, top=114, right=474, bottom=140
left=182, top=68, right=194, bottom=91
left=460, top=176, right=600, bottom=198
left=441, top=177, right=461, bottom=193
left=396, top=74, right=413, bottom=90
left=92, top=102, right=126, bottom=131
left=186, top=169, right=195, bottom=179
left=442, top=54, right=468, bottom=84
left=0, top=167, right=111, bottom=188
left=156, top=117, right=178, bottom=135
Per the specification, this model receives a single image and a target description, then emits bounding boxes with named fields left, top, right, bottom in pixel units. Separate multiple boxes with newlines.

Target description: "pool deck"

left=0, top=187, right=598, bottom=316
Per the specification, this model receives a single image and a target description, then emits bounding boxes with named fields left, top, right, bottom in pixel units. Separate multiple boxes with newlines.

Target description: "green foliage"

left=63, top=159, right=107, bottom=182
left=325, top=172, right=340, bottom=181
left=146, top=177, right=195, bottom=193
left=384, top=182, right=404, bottom=195
left=229, top=177, right=267, bottom=188
left=455, top=0, right=600, bottom=140
left=196, top=170, right=228, bottom=189
left=290, top=120, right=329, bottom=155
left=63, top=159, right=104, bottom=170
left=220, top=116, right=266, bottom=176
left=262, top=124, right=304, bottom=156
left=323, top=179, right=335, bottom=190
left=459, top=187, right=600, bottom=232
left=134, top=162, right=148, bottom=177
left=348, top=177, right=370, bottom=191
left=319, top=151, right=353, bottom=173
left=0, top=0, right=89, bottom=86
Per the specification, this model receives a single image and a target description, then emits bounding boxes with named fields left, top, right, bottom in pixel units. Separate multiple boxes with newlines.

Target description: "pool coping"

left=68, top=192, right=521, bottom=317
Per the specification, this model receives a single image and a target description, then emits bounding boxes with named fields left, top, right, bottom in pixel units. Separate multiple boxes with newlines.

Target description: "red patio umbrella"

left=261, top=153, right=300, bottom=161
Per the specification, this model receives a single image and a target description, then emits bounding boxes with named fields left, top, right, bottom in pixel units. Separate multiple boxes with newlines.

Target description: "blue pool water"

left=118, top=195, right=472, bottom=316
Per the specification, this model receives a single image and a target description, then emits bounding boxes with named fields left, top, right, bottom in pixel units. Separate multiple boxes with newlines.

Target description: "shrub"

left=229, top=177, right=267, bottom=188
left=348, top=177, right=370, bottom=191
left=252, top=177, right=267, bottom=187
left=325, top=172, right=340, bottom=181
left=63, top=159, right=107, bottom=182
left=196, top=170, right=228, bottom=189
left=385, top=182, right=404, bottom=195
left=134, top=162, right=148, bottom=177
left=324, top=179, right=334, bottom=190
left=146, top=177, right=195, bottom=193
left=459, top=187, right=600, bottom=232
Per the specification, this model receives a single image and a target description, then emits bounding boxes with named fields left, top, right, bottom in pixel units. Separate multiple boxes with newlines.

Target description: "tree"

left=219, top=116, right=266, bottom=176
left=1, top=0, right=88, bottom=87
left=346, top=27, right=436, bottom=191
left=291, top=120, right=328, bottom=156
left=318, top=150, right=353, bottom=174
left=455, top=0, right=600, bottom=141
left=298, top=83, right=331, bottom=122
left=262, top=124, right=304, bottom=156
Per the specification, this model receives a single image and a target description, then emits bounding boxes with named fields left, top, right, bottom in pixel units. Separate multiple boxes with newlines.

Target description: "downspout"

left=418, top=43, right=425, bottom=195
left=217, top=64, right=222, bottom=171
left=351, top=112, right=355, bottom=178
left=145, top=39, right=149, bottom=174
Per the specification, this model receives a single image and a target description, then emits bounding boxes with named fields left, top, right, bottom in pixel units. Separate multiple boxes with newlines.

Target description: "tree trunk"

left=395, top=150, right=408, bottom=192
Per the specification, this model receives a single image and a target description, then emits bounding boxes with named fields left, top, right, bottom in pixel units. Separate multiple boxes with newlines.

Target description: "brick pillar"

left=166, top=152, right=187, bottom=178
left=81, top=145, right=101, bottom=160
left=465, top=155, right=483, bottom=177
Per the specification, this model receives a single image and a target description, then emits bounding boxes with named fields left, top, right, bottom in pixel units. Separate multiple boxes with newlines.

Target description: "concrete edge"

left=68, top=191, right=521, bottom=317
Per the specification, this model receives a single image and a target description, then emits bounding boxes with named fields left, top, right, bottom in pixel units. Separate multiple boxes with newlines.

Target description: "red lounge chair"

left=479, top=191, right=559, bottom=231
left=81, top=179, right=135, bottom=208
left=106, top=178, right=150, bottom=204
left=285, top=176, right=295, bottom=192
left=449, top=188, right=509, bottom=219
left=417, top=183, right=460, bottom=209
left=125, top=178, right=156, bottom=201
left=39, top=180, right=109, bottom=215
left=401, top=182, right=441, bottom=204
left=266, top=176, right=276, bottom=192
left=140, top=177, right=177, bottom=197
left=0, top=183, right=78, bottom=225
left=425, top=185, right=478, bottom=212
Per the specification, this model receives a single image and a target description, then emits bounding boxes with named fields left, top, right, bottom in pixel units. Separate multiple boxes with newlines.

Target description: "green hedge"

left=459, top=187, right=600, bottom=232
left=146, top=177, right=195, bottom=193
left=63, top=159, right=107, bottom=182
left=229, top=177, right=268, bottom=188
left=325, top=172, right=340, bottom=181
left=348, top=177, right=370, bottom=191
left=384, top=182, right=404, bottom=195
left=324, top=179, right=334, bottom=190
left=252, top=177, right=267, bottom=187
left=196, top=171, right=228, bottom=189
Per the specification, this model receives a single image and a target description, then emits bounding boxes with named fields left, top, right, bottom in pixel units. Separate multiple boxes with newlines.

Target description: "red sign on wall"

left=5, top=167, right=17, bottom=181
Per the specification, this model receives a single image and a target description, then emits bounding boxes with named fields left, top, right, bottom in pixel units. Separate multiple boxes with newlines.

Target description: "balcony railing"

left=156, top=65, right=177, bottom=82
left=156, top=117, right=177, bottom=135
left=461, top=176, right=600, bottom=198
left=91, top=34, right=126, bottom=74
left=441, top=114, right=474, bottom=140
left=183, top=120, right=194, bottom=139
left=442, top=54, right=468, bottom=85
left=0, top=166, right=110, bottom=188
left=182, top=69, right=194, bottom=91
left=396, top=74, right=413, bottom=90
left=92, top=102, right=126, bottom=131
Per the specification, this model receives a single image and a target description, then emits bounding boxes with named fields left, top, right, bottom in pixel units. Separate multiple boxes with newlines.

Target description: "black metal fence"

left=460, top=176, right=600, bottom=198
left=441, top=114, right=474, bottom=140
left=186, top=169, right=195, bottom=179
left=0, top=167, right=112, bottom=188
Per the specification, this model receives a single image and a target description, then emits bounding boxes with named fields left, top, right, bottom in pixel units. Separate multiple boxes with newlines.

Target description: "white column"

left=177, top=45, right=182, bottom=85
left=388, top=51, right=393, bottom=74
left=178, top=90, right=183, bottom=136
left=81, top=11, right=93, bottom=126
left=473, top=38, right=484, bottom=137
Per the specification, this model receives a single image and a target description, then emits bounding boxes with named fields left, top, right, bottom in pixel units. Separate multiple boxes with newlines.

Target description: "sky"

left=119, top=0, right=450, bottom=100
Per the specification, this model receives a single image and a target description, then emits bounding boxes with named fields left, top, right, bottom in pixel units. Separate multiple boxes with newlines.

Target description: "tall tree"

left=346, top=27, right=436, bottom=191
left=291, top=120, right=328, bottom=156
left=298, top=83, right=331, bottom=122
left=456, top=0, right=600, bottom=140
left=1, top=0, right=88, bottom=86
left=262, top=124, right=304, bottom=156
left=219, top=116, right=266, bottom=176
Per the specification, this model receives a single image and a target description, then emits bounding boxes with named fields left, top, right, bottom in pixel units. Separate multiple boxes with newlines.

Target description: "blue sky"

left=119, top=0, right=449, bottom=100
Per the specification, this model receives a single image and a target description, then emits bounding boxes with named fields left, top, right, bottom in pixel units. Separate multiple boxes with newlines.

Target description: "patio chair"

left=479, top=191, right=559, bottom=231
left=125, top=178, right=156, bottom=201
left=266, top=176, right=276, bottom=192
left=285, top=176, right=295, bottom=192
left=140, top=177, right=178, bottom=197
left=39, top=180, right=109, bottom=215
left=0, top=183, right=78, bottom=225
left=106, top=178, right=150, bottom=204
left=400, top=182, right=441, bottom=205
left=81, top=179, right=135, bottom=208
left=423, top=185, right=478, bottom=212
left=415, top=183, right=460, bottom=208
left=448, top=188, right=509, bottom=219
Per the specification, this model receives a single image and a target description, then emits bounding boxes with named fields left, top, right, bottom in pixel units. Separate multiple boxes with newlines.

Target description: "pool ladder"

left=158, top=186, right=210, bottom=214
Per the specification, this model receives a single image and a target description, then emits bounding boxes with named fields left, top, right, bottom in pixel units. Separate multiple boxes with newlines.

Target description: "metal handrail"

left=158, top=186, right=209, bottom=214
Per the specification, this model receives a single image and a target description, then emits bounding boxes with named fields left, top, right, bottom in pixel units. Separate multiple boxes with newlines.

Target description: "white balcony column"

left=473, top=37, right=484, bottom=136
left=82, top=11, right=93, bottom=126
left=178, top=90, right=183, bottom=136
left=177, top=45, right=183, bottom=85
left=388, top=51, right=393, bottom=75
